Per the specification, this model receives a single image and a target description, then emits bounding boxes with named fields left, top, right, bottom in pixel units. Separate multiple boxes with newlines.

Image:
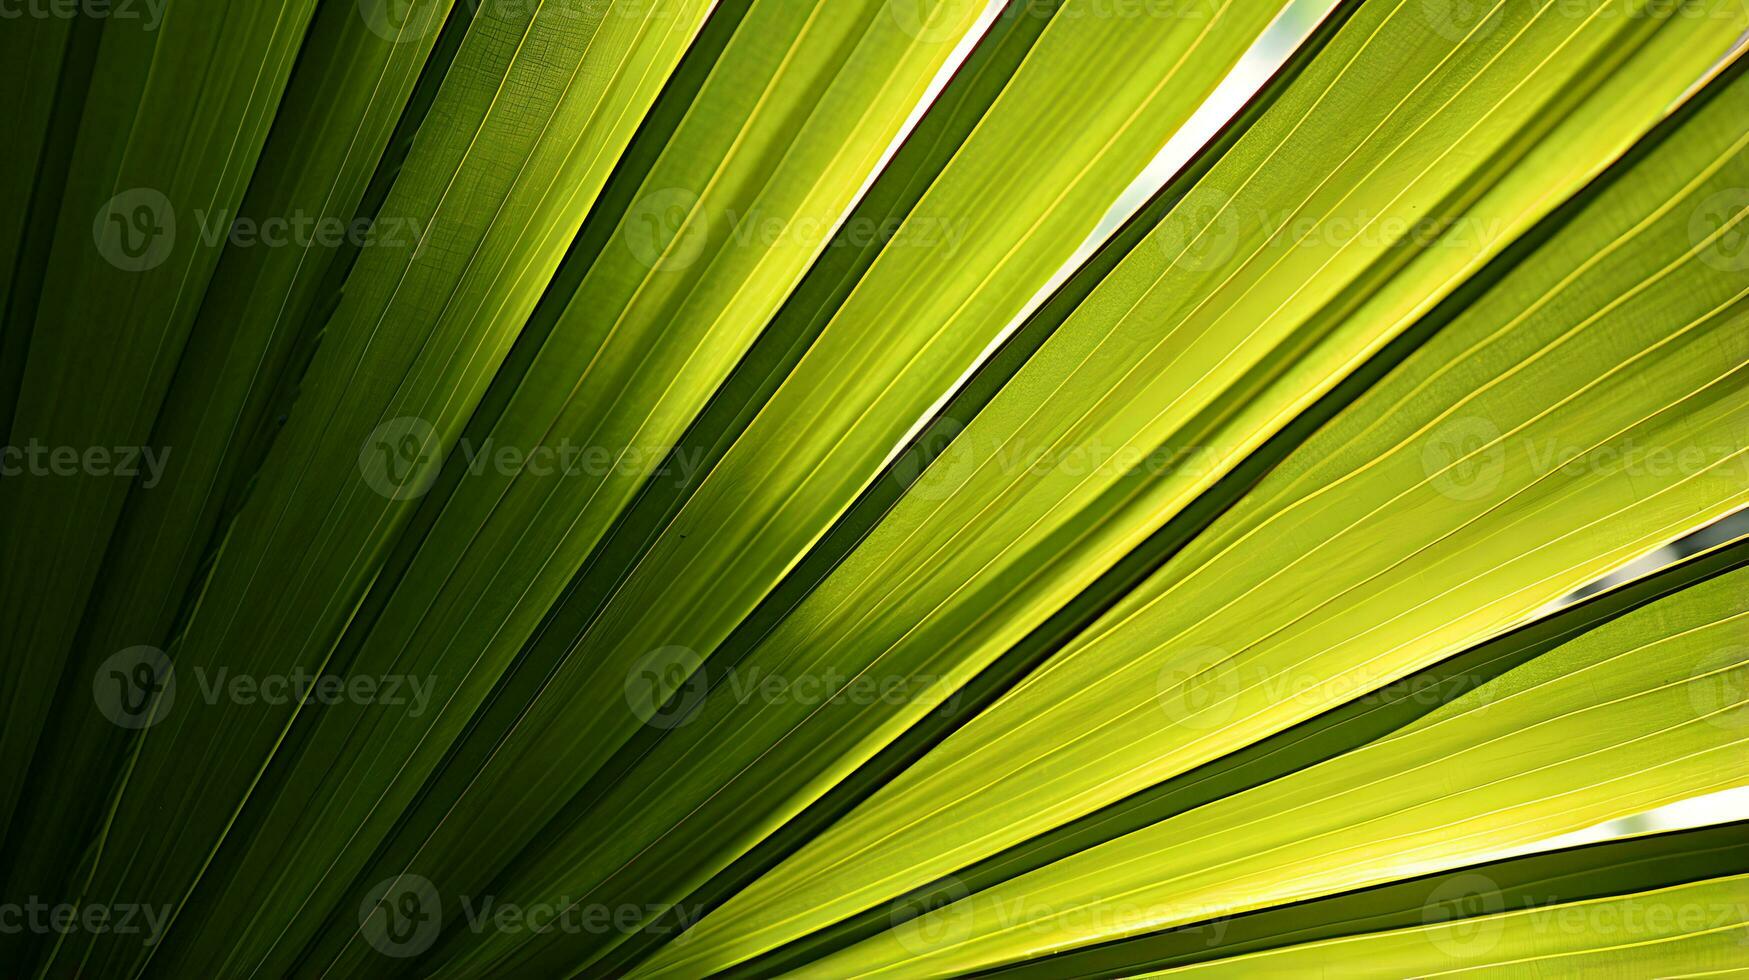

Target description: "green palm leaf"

left=2, top=0, right=1744, bottom=977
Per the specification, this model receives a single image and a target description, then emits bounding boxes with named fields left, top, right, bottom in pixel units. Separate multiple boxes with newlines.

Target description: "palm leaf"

left=2, top=0, right=1745, bottom=977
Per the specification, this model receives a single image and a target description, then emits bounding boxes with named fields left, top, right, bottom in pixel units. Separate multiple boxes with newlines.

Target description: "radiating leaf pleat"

left=42, top=2, right=716, bottom=974
left=801, top=551, right=1749, bottom=975
left=0, top=0, right=324, bottom=918
left=624, top=4, right=1749, bottom=975
left=730, top=532, right=1749, bottom=977
left=0, top=0, right=459, bottom=954
left=375, top=3, right=1293, bottom=976
left=136, top=2, right=994, bottom=976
